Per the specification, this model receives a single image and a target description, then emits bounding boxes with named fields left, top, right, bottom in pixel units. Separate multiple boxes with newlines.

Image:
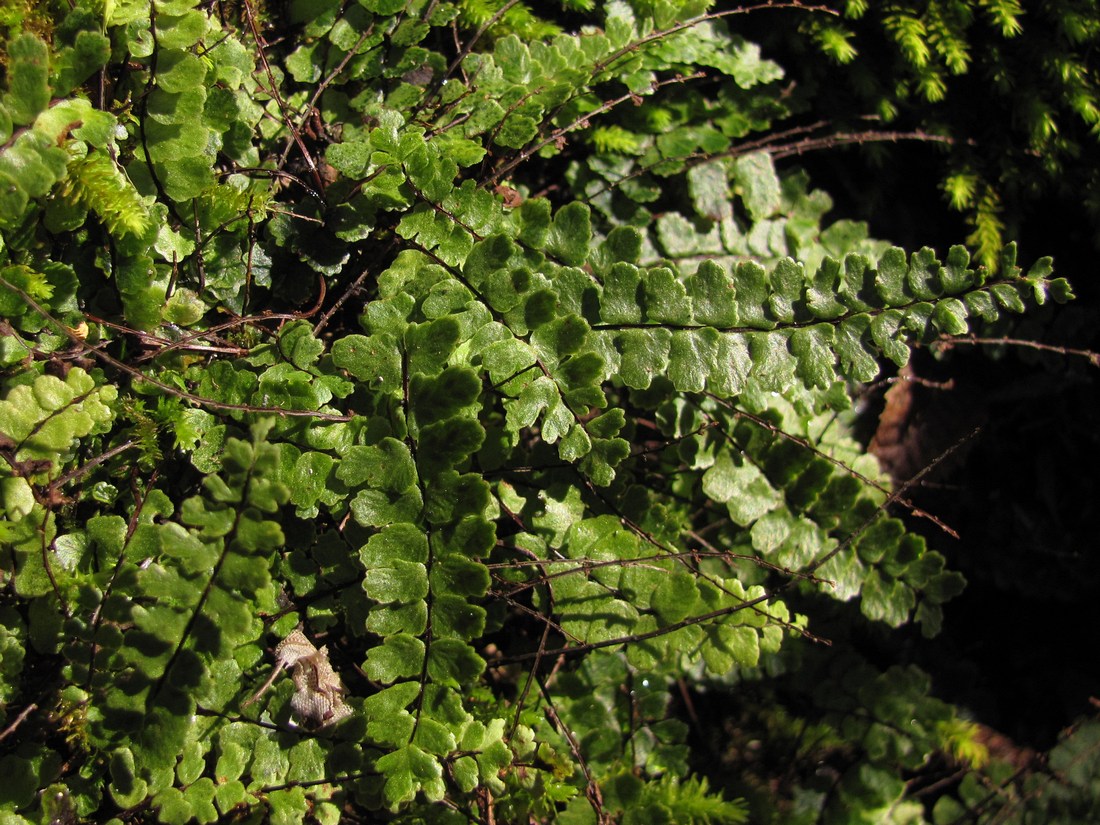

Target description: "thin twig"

left=312, top=240, right=393, bottom=335
left=584, top=119, right=952, bottom=201
left=806, top=425, right=982, bottom=576
left=537, top=677, right=608, bottom=825
left=2, top=277, right=354, bottom=422
left=493, top=424, right=981, bottom=668
left=718, top=401, right=959, bottom=538
left=240, top=0, right=327, bottom=199
left=589, top=2, right=838, bottom=81
left=278, top=20, right=378, bottom=171
left=49, top=440, right=139, bottom=492
left=85, top=469, right=160, bottom=691
left=135, top=2, right=185, bottom=227
left=492, top=590, right=776, bottom=666
left=484, top=72, right=706, bottom=188
left=489, top=1, right=836, bottom=189
left=768, top=129, right=955, bottom=160
left=413, top=0, right=525, bottom=120
left=0, top=704, right=37, bottom=742
left=934, top=334, right=1100, bottom=367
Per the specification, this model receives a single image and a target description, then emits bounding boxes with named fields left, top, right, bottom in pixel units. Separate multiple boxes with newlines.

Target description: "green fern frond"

left=0, top=0, right=53, bottom=41
left=0, top=264, right=53, bottom=303
left=844, top=0, right=869, bottom=19
left=925, top=4, right=971, bottom=74
left=120, top=396, right=164, bottom=469
left=966, top=184, right=1006, bottom=271
left=942, top=171, right=977, bottom=211
left=1072, top=95, right=1100, bottom=128
left=1058, top=9, right=1100, bottom=43
left=917, top=68, right=947, bottom=101
left=937, top=718, right=990, bottom=768
left=590, top=125, right=644, bottom=155
left=816, top=23, right=859, bottom=64
left=642, top=775, right=749, bottom=825
left=60, top=151, right=151, bottom=239
left=1023, top=98, right=1059, bottom=145
left=884, top=13, right=930, bottom=68
left=978, top=0, right=1024, bottom=37
left=457, top=0, right=561, bottom=40
left=645, top=106, right=674, bottom=131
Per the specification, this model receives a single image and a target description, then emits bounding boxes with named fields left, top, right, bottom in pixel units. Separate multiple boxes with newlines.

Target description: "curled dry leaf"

left=243, top=629, right=353, bottom=729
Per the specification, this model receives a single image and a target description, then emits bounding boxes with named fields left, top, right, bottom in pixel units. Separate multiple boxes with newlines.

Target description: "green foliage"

left=932, top=716, right=1100, bottom=824
left=763, top=0, right=1100, bottom=266
left=0, top=2, right=1081, bottom=824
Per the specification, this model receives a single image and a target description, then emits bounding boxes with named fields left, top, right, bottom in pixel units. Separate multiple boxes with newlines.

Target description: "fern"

left=60, top=151, right=151, bottom=239
left=0, top=3, right=1083, bottom=825
left=632, top=775, right=749, bottom=824
left=937, top=718, right=990, bottom=768
left=457, top=0, right=563, bottom=40
left=760, top=0, right=1100, bottom=268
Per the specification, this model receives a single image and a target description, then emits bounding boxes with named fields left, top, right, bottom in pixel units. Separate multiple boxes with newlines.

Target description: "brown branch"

left=135, top=2, right=185, bottom=227
left=507, top=581, right=558, bottom=742
left=579, top=471, right=823, bottom=641
left=537, top=676, right=609, bottom=825
left=255, top=771, right=379, bottom=793
left=493, top=424, right=981, bottom=668
left=491, top=589, right=776, bottom=666
left=49, top=439, right=139, bottom=493
left=767, top=129, right=955, bottom=160
left=313, top=232, right=405, bottom=336
left=219, top=168, right=327, bottom=207
left=0, top=704, right=37, bottom=742
left=278, top=21, right=379, bottom=172
left=491, top=587, right=577, bottom=645
left=590, top=3, right=838, bottom=81
left=716, top=400, right=960, bottom=538
left=488, top=547, right=824, bottom=587
left=85, top=469, right=161, bottom=691
left=805, top=425, right=982, bottom=577
left=483, top=72, right=706, bottom=189
left=1, top=277, right=354, bottom=422
left=240, top=0, right=327, bottom=199
left=484, top=1, right=836, bottom=189
left=933, top=334, right=1100, bottom=367
left=585, top=119, right=953, bottom=201
left=413, top=0, right=525, bottom=121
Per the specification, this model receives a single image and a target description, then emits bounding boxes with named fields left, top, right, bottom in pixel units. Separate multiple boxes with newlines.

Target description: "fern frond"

left=937, top=718, right=990, bottom=768
left=917, top=67, right=947, bottom=102
left=884, top=12, right=930, bottom=68
left=642, top=775, right=749, bottom=825
left=120, top=396, right=164, bottom=469
left=925, top=3, right=971, bottom=74
left=590, top=125, right=644, bottom=155
left=966, top=184, right=1006, bottom=271
left=844, top=0, right=869, bottom=19
left=978, top=0, right=1024, bottom=37
left=457, top=0, right=561, bottom=40
left=0, top=264, right=54, bottom=303
left=942, top=171, right=977, bottom=211
left=60, top=151, right=151, bottom=239
left=815, top=23, right=859, bottom=65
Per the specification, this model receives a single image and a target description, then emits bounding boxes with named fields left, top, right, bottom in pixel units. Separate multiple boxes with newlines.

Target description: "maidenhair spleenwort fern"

left=0, top=2, right=1079, bottom=824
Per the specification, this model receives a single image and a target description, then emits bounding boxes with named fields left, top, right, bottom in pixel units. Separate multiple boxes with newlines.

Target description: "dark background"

left=784, top=124, right=1100, bottom=752
left=725, top=1, right=1100, bottom=751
